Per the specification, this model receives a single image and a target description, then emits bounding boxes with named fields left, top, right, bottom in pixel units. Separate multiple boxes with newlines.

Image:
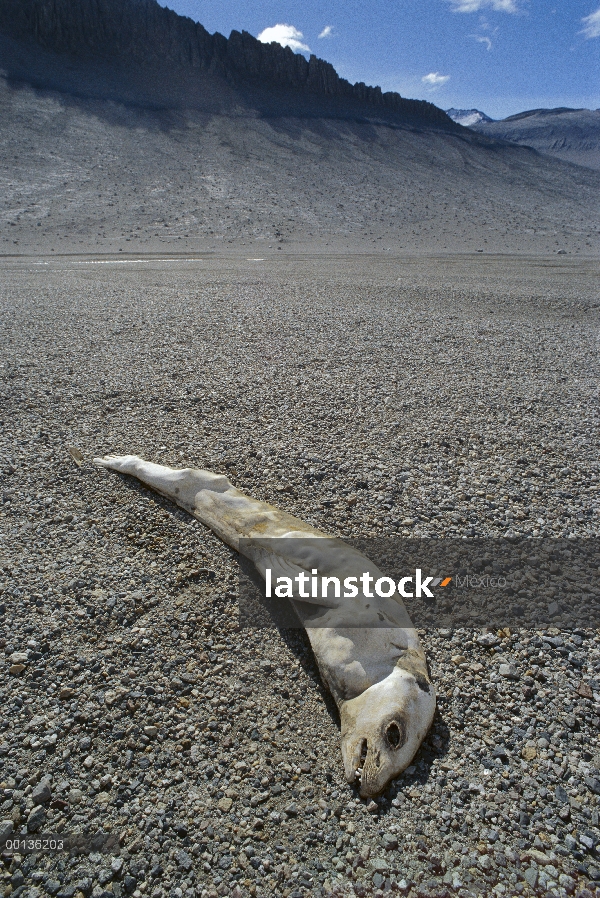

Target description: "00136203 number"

left=3, top=837, right=64, bottom=852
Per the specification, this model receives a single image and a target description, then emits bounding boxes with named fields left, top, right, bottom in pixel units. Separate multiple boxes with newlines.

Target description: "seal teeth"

left=355, top=738, right=368, bottom=781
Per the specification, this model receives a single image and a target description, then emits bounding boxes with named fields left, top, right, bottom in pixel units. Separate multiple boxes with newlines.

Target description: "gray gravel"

left=1, top=254, right=599, bottom=898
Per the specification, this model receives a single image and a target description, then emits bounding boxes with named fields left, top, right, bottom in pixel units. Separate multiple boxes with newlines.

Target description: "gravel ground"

left=1, top=254, right=599, bottom=898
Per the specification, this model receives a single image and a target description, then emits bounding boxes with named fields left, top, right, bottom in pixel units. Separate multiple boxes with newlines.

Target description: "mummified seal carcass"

left=94, top=455, right=436, bottom=796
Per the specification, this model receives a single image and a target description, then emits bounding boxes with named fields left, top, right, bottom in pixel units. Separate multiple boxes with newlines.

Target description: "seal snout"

left=352, top=716, right=409, bottom=796
left=340, top=666, right=436, bottom=797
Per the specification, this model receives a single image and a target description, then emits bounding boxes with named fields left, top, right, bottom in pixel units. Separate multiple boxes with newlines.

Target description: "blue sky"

left=158, top=0, right=600, bottom=119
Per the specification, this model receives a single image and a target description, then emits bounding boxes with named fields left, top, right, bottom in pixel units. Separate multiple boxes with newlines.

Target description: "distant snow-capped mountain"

left=446, top=108, right=494, bottom=127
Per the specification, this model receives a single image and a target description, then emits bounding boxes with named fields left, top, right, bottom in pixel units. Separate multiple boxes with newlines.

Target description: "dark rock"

left=123, top=876, right=137, bottom=894
left=57, top=887, right=77, bottom=898
left=31, top=781, right=52, bottom=804
left=26, top=804, right=46, bottom=832
left=174, top=848, right=193, bottom=871
left=584, top=777, right=600, bottom=795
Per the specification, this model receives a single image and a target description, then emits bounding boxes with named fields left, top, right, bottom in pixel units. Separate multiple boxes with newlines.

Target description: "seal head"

left=340, top=666, right=436, bottom=797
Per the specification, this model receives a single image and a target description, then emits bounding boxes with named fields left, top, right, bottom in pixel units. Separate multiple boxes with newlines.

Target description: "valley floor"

left=1, top=253, right=599, bottom=898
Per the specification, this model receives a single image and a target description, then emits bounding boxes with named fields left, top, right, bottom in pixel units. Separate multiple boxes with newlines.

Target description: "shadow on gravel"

left=237, top=553, right=342, bottom=728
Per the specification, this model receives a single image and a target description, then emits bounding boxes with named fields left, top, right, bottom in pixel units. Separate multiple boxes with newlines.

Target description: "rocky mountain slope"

left=0, top=0, right=599, bottom=256
left=472, top=107, right=600, bottom=172
left=2, top=73, right=600, bottom=257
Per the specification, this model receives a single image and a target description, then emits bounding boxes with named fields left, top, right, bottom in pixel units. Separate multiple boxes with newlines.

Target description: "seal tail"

left=93, top=454, right=232, bottom=513
left=93, top=454, right=323, bottom=550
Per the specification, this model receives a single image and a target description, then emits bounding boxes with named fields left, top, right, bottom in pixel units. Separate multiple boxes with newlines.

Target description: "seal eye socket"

left=385, top=721, right=404, bottom=750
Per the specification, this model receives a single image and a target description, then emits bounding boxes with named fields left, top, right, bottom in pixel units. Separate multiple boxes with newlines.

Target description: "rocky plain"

left=1, top=252, right=599, bottom=898
left=1, top=1, right=600, bottom=897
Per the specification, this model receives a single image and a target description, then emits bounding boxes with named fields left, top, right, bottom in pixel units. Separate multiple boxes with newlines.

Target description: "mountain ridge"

left=0, top=0, right=451, bottom=125
left=502, top=106, right=588, bottom=123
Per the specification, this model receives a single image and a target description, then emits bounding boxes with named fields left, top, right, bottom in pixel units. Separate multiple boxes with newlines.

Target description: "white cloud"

left=422, top=72, right=451, bottom=87
left=447, top=0, right=518, bottom=12
left=318, top=25, right=334, bottom=39
left=257, top=24, right=310, bottom=53
left=580, top=7, right=600, bottom=38
left=472, top=34, right=493, bottom=49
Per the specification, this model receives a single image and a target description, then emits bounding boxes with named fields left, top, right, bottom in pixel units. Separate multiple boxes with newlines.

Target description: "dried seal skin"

left=93, top=454, right=436, bottom=796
